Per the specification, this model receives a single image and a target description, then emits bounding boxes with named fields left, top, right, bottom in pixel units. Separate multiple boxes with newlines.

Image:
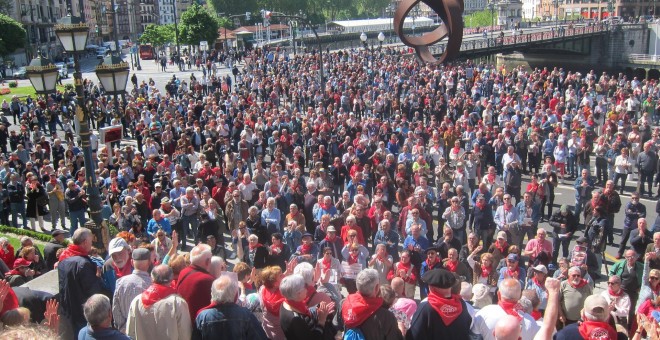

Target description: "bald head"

left=494, top=315, right=522, bottom=340
left=391, top=277, right=405, bottom=296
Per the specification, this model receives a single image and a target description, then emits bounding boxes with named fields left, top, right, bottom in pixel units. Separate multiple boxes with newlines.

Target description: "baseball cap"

left=327, top=226, right=336, bottom=233
left=507, top=253, right=519, bottom=262
left=108, top=237, right=129, bottom=255
left=583, top=295, right=609, bottom=321
left=497, top=231, right=507, bottom=240
left=161, top=197, right=171, bottom=204
left=532, top=264, right=548, bottom=275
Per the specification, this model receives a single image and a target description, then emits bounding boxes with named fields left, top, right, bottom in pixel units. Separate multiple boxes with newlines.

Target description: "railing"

left=628, top=54, right=660, bottom=62
left=427, top=24, right=608, bottom=55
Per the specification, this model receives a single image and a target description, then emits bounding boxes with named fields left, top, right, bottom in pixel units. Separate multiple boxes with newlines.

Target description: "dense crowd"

left=0, top=45, right=659, bottom=339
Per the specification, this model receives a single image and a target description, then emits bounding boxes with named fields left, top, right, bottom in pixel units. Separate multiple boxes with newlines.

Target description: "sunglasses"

left=651, top=277, right=659, bottom=281
left=607, top=282, right=619, bottom=285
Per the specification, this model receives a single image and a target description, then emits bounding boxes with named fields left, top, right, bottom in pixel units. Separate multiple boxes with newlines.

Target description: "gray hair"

left=83, top=294, right=111, bottom=327
left=19, top=236, right=33, bottom=246
left=293, top=262, right=315, bottom=286
left=356, top=269, right=380, bottom=297
left=190, top=244, right=212, bottom=266
left=568, top=266, right=582, bottom=276
left=210, top=275, right=239, bottom=304
left=280, top=274, right=306, bottom=300
left=151, top=264, right=173, bottom=284
left=72, top=227, right=92, bottom=245
left=209, top=256, right=227, bottom=278
left=375, top=243, right=387, bottom=252
left=498, top=278, right=522, bottom=301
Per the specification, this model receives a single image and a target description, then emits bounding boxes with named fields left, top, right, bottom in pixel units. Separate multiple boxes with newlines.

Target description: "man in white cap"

left=112, top=248, right=153, bottom=333
left=553, top=295, right=624, bottom=339
left=102, top=237, right=133, bottom=295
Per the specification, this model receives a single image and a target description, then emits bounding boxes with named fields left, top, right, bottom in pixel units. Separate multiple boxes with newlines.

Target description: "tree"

left=464, top=9, right=498, bottom=28
left=138, top=24, right=174, bottom=48
left=179, top=3, right=220, bottom=46
left=0, top=14, right=25, bottom=57
left=0, top=0, right=12, bottom=15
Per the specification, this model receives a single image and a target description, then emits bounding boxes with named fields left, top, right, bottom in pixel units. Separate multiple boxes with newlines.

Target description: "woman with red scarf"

left=279, top=274, right=335, bottom=340
left=468, top=251, right=498, bottom=288
left=387, top=250, right=417, bottom=298
left=260, top=266, right=287, bottom=340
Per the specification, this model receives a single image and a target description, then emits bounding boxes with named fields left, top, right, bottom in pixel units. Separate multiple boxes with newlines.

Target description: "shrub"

left=0, top=225, right=69, bottom=246
left=8, top=81, right=18, bottom=88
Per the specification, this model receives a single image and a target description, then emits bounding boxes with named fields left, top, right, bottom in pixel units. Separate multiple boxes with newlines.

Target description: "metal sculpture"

left=394, top=0, right=465, bottom=63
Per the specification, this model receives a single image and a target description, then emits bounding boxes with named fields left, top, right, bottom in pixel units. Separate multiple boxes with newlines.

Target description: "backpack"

left=343, top=328, right=366, bottom=340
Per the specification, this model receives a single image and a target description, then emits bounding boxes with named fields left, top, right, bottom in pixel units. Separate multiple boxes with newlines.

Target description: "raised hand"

left=44, top=299, right=60, bottom=334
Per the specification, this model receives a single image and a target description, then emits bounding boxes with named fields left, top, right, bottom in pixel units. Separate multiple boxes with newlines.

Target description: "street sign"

left=200, top=41, right=208, bottom=51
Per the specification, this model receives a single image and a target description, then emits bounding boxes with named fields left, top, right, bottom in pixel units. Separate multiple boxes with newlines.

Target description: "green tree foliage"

left=464, top=9, right=498, bottom=28
left=0, top=14, right=25, bottom=57
left=138, top=24, right=174, bottom=47
left=179, top=3, right=220, bottom=45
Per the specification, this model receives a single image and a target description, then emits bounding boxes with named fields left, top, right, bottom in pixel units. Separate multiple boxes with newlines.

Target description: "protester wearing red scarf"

left=498, top=299, right=523, bottom=320
left=427, top=292, right=464, bottom=325
left=341, top=292, right=383, bottom=329
left=262, top=286, right=285, bottom=317
left=141, top=283, right=177, bottom=308
left=58, top=243, right=89, bottom=262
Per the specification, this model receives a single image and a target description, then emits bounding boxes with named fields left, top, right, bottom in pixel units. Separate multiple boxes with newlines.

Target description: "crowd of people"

left=0, top=44, right=659, bottom=339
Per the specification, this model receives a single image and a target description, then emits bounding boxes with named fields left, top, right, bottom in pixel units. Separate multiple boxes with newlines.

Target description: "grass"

left=0, top=85, right=68, bottom=103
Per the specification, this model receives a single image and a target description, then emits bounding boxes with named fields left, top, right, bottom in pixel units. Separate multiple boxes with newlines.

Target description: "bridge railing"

left=451, top=24, right=607, bottom=53
left=628, top=54, right=660, bottom=62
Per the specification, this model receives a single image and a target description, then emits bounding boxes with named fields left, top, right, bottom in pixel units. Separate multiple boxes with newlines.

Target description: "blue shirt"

left=260, top=208, right=282, bottom=230
left=402, top=235, right=430, bottom=253
left=78, top=325, right=130, bottom=340
left=146, top=218, right=172, bottom=238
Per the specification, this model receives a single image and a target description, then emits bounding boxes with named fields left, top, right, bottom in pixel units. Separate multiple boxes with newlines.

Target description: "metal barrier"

left=628, top=54, right=660, bottom=62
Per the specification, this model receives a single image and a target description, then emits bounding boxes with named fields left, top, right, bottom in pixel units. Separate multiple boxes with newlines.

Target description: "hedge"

left=0, top=225, right=70, bottom=246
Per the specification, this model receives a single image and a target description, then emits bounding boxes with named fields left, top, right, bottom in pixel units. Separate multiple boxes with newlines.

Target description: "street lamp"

left=96, top=54, right=129, bottom=114
left=25, top=53, right=58, bottom=95
left=487, top=2, right=495, bottom=46
left=378, top=31, right=385, bottom=49
left=54, top=14, right=104, bottom=228
left=360, top=32, right=368, bottom=49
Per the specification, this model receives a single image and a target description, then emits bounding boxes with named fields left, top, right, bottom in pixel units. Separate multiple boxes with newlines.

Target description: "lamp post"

left=554, top=0, right=563, bottom=36
left=487, top=2, right=495, bottom=46
left=386, top=4, right=395, bottom=40
left=173, top=0, right=182, bottom=70
left=53, top=14, right=104, bottom=228
left=96, top=54, right=129, bottom=117
left=360, top=32, right=368, bottom=50
left=378, top=31, right=385, bottom=49
left=25, top=53, right=58, bottom=95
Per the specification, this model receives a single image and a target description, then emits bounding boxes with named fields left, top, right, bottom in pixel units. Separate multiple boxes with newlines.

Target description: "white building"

left=522, top=0, right=541, bottom=20
left=465, top=0, right=489, bottom=14
left=497, top=0, right=523, bottom=28
left=157, top=0, right=175, bottom=24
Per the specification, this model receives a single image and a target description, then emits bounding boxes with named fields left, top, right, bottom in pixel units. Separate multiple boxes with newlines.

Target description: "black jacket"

left=406, top=299, right=472, bottom=339
left=43, top=240, right=65, bottom=270
left=548, top=210, right=579, bottom=235
left=58, top=254, right=105, bottom=333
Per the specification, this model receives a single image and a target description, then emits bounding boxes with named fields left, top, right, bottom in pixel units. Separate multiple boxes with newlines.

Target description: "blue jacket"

left=573, top=176, right=595, bottom=201
left=623, top=201, right=646, bottom=229
left=193, top=302, right=268, bottom=340
left=78, top=326, right=130, bottom=340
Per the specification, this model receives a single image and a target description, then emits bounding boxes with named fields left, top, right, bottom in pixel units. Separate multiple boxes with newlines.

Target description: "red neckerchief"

left=141, top=283, right=176, bottom=308
left=487, top=173, right=496, bottom=183
left=322, top=257, right=332, bottom=273
left=476, top=201, right=486, bottom=209
left=58, top=244, right=89, bottom=262
left=498, top=299, right=523, bottom=320
left=348, top=253, right=359, bottom=265
left=495, top=240, right=508, bottom=254
left=286, top=298, right=311, bottom=316
left=112, top=262, right=133, bottom=279
left=481, top=265, right=492, bottom=278
left=578, top=320, right=618, bottom=340
left=5, top=269, right=22, bottom=277
left=271, top=242, right=284, bottom=254
left=248, top=243, right=263, bottom=251
left=324, top=233, right=335, bottom=242
left=444, top=260, right=458, bottom=273
left=503, top=204, right=513, bottom=212
left=452, top=146, right=460, bottom=154
left=426, top=258, right=440, bottom=270
left=608, top=288, right=623, bottom=297
left=531, top=309, right=542, bottom=320
left=261, top=286, right=285, bottom=317
left=569, top=279, right=589, bottom=289
left=341, top=293, right=384, bottom=329
left=506, top=267, right=519, bottom=279
left=300, top=243, right=312, bottom=255
left=427, top=292, right=464, bottom=325
left=532, top=277, right=546, bottom=290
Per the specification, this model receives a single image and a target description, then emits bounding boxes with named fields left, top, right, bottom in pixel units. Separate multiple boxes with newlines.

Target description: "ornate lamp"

left=25, top=53, right=58, bottom=95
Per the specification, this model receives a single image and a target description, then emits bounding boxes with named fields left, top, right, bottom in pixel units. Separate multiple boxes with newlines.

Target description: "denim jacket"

left=193, top=302, right=268, bottom=340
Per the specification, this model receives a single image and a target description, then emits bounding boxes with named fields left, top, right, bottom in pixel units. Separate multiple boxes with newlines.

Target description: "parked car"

left=63, top=57, right=74, bottom=68
left=96, top=47, right=109, bottom=59
left=55, top=63, right=68, bottom=78
left=13, top=67, right=26, bottom=79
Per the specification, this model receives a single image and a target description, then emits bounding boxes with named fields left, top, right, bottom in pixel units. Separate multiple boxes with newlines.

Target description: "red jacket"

left=176, top=264, right=215, bottom=322
left=0, top=245, right=15, bottom=270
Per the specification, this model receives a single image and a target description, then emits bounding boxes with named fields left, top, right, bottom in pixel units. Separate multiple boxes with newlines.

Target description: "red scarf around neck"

left=569, top=279, right=589, bottom=289
left=141, top=283, right=176, bottom=308
left=271, top=242, right=284, bottom=255
left=495, top=240, right=508, bottom=254
left=300, top=243, right=312, bottom=255
left=341, top=293, right=383, bottom=329
left=506, top=268, right=519, bottom=279
left=444, top=260, right=458, bottom=273
left=249, top=243, right=263, bottom=251
left=112, top=262, right=133, bottom=279
left=58, top=244, right=89, bottom=262
left=608, top=288, right=623, bottom=297
left=481, top=265, right=492, bottom=278
left=532, top=277, right=546, bottom=290
left=262, top=286, right=285, bottom=317
left=427, top=292, right=464, bottom=326
left=304, top=285, right=317, bottom=305
left=324, top=234, right=335, bottom=243
left=425, top=259, right=439, bottom=270
left=578, top=320, right=618, bottom=340
left=322, top=257, right=332, bottom=273
left=487, top=173, right=496, bottom=183
left=531, top=309, right=542, bottom=320
left=348, top=253, right=359, bottom=265
left=498, top=299, right=523, bottom=320
left=285, top=298, right=311, bottom=316
left=504, top=204, right=513, bottom=212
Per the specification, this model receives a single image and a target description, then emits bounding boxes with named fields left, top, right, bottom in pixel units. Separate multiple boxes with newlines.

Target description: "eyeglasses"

left=650, top=277, right=660, bottom=281
left=632, top=197, right=639, bottom=201
left=607, top=282, right=619, bottom=285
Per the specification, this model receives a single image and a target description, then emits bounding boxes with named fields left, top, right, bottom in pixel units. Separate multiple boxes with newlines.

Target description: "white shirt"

left=471, top=303, right=541, bottom=340
left=600, top=289, right=631, bottom=319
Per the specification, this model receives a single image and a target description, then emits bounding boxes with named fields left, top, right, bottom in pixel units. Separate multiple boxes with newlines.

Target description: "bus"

left=139, top=45, right=155, bottom=60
